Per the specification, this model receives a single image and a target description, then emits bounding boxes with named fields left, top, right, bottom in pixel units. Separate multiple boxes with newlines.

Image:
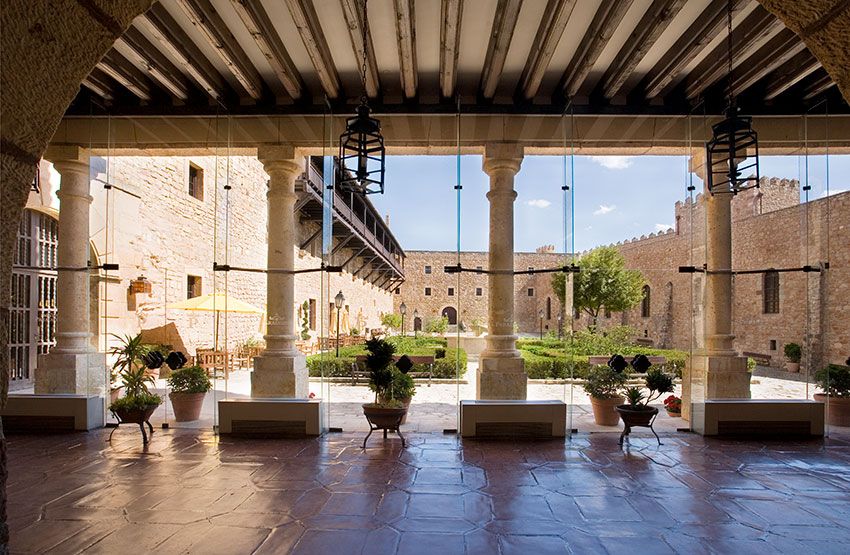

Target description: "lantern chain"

left=360, top=0, right=369, bottom=106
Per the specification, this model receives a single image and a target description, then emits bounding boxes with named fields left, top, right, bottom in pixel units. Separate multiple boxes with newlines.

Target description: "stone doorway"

left=441, top=306, right=457, bottom=325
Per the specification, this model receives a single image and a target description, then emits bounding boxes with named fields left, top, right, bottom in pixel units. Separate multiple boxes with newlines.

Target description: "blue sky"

left=370, top=154, right=847, bottom=254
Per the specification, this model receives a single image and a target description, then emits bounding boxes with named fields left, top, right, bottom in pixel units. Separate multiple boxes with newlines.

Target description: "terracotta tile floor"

left=7, top=428, right=850, bottom=554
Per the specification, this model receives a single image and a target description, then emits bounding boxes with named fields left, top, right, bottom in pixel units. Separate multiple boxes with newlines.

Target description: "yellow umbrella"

left=167, top=292, right=264, bottom=349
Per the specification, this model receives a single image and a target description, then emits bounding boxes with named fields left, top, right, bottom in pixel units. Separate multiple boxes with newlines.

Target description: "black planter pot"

left=362, top=404, right=408, bottom=448
left=615, top=405, right=660, bottom=446
left=110, top=404, right=159, bottom=444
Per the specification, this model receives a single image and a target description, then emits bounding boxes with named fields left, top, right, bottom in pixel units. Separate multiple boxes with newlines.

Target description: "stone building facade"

left=393, top=247, right=570, bottom=335
left=13, top=156, right=395, bottom=388
left=577, top=177, right=849, bottom=374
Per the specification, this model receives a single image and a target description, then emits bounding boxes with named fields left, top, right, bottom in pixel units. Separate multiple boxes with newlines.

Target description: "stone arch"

left=441, top=306, right=458, bottom=326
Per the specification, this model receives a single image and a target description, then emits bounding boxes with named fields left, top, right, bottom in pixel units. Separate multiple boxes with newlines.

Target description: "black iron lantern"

left=705, top=0, right=759, bottom=195
left=339, top=103, right=385, bottom=195
left=705, top=104, right=759, bottom=195
left=338, top=0, right=385, bottom=195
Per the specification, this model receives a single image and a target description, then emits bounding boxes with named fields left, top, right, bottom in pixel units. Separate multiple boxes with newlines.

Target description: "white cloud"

left=590, top=156, right=633, bottom=170
left=593, top=204, right=616, bottom=216
left=654, top=223, right=673, bottom=232
left=526, top=199, right=551, bottom=208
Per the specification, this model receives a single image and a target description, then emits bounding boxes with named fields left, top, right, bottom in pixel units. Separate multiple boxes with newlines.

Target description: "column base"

left=684, top=353, right=750, bottom=421
left=251, top=353, right=309, bottom=398
left=477, top=355, right=526, bottom=400
left=35, top=352, right=105, bottom=395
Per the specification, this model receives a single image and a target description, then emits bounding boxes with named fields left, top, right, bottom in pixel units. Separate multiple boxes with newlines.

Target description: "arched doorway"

left=441, top=306, right=457, bottom=325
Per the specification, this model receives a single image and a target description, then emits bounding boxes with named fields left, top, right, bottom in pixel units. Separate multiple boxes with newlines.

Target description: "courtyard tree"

left=552, top=246, right=645, bottom=330
left=381, top=313, right=403, bottom=332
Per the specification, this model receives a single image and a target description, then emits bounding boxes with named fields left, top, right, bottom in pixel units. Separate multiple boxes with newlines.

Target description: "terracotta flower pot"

left=786, top=362, right=800, bottom=373
left=590, top=395, right=624, bottom=426
left=169, top=392, right=206, bottom=422
left=666, top=410, right=682, bottom=418
left=814, top=394, right=850, bottom=427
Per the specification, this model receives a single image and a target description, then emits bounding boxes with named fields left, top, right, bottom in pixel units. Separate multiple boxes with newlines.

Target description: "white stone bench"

left=691, top=399, right=824, bottom=436
left=218, top=398, right=323, bottom=437
left=460, top=400, right=566, bottom=438
left=1, top=394, right=104, bottom=432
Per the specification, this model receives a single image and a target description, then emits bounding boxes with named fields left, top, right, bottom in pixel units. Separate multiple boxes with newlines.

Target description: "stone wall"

left=27, top=155, right=393, bottom=360
left=575, top=178, right=849, bottom=373
left=393, top=248, right=570, bottom=335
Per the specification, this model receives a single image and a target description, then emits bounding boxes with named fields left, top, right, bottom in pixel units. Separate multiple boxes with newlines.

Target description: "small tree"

left=425, top=316, right=449, bottom=334
left=300, top=301, right=311, bottom=340
left=553, top=246, right=644, bottom=330
left=381, top=313, right=402, bottom=332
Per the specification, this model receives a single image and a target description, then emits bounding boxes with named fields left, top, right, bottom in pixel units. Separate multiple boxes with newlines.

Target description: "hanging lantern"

left=338, top=0, right=385, bottom=195
left=705, top=104, right=759, bottom=195
left=338, top=103, right=385, bottom=195
left=129, top=275, right=152, bottom=294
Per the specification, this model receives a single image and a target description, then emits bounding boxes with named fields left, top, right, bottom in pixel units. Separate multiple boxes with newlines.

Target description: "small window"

left=188, top=163, right=204, bottom=200
left=641, top=285, right=651, bottom=318
left=769, top=339, right=777, bottom=351
left=546, top=297, right=552, bottom=320
left=448, top=287, right=455, bottom=296
left=395, top=288, right=400, bottom=295
left=527, top=288, right=534, bottom=297
left=425, top=287, right=432, bottom=296
left=187, top=275, right=202, bottom=299
left=475, top=287, right=482, bottom=297
left=528, top=267, right=534, bottom=272
left=424, top=265, right=432, bottom=274
left=476, top=266, right=483, bottom=271
left=763, top=271, right=779, bottom=314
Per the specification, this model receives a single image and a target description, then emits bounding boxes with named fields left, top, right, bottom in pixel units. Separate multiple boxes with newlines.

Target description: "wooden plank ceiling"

left=70, top=0, right=844, bottom=116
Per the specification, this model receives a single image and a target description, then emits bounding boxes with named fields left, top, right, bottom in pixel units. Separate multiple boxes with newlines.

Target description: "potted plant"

left=663, top=395, right=682, bottom=417
left=615, top=356, right=675, bottom=428
left=167, top=365, right=211, bottom=421
left=109, top=366, right=123, bottom=403
left=109, top=365, right=161, bottom=430
left=784, top=342, right=802, bottom=373
left=814, top=362, right=850, bottom=427
left=583, top=355, right=628, bottom=426
left=362, top=338, right=408, bottom=429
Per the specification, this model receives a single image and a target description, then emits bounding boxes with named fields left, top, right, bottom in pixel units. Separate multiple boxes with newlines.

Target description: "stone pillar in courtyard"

left=478, top=143, right=527, bottom=400
left=683, top=152, right=750, bottom=420
left=252, top=146, right=308, bottom=398
left=36, top=147, right=97, bottom=394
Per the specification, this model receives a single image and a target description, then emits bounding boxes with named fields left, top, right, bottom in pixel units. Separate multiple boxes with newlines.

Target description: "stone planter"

left=363, top=404, right=407, bottom=429
left=590, top=395, right=623, bottom=426
left=169, top=392, right=206, bottom=422
left=786, top=362, right=800, bottom=373
left=616, top=405, right=659, bottom=428
left=814, top=394, right=850, bottom=427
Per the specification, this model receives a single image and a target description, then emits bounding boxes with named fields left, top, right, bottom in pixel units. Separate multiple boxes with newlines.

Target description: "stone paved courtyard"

left=7, top=426, right=850, bottom=554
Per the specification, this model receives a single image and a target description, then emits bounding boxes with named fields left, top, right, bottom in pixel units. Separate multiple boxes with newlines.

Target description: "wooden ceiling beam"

left=600, top=0, right=686, bottom=99
left=176, top=0, right=264, bottom=100
left=231, top=0, right=304, bottom=99
left=284, top=0, right=341, bottom=99
left=684, top=4, right=784, bottom=100
left=138, top=4, right=225, bottom=101
left=480, top=0, right=522, bottom=99
left=803, top=70, right=836, bottom=100
left=340, top=0, right=380, bottom=98
left=439, top=0, right=463, bottom=99
left=97, top=51, right=153, bottom=101
left=763, top=50, right=821, bottom=100
left=82, top=68, right=114, bottom=101
left=393, top=0, right=418, bottom=99
left=117, top=27, right=192, bottom=101
left=518, top=0, right=576, bottom=100
left=560, top=0, right=634, bottom=99
left=729, top=29, right=807, bottom=96
left=642, top=0, right=749, bottom=99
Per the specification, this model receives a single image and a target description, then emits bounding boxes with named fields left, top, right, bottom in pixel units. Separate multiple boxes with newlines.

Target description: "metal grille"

left=9, top=210, right=58, bottom=383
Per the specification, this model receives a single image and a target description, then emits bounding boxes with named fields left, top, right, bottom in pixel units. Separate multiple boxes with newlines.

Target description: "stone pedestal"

left=478, top=143, right=526, bottom=400
left=36, top=147, right=94, bottom=395
left=252, top=146, right=308, bottom=398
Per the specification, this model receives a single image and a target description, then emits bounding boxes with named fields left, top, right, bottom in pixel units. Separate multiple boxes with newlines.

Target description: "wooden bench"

left=351, top=354, right=434, bottom=386
left=743, top=351, right=772, bottom=366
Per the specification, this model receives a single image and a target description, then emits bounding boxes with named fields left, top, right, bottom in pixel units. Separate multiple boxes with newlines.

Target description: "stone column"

left=683, top=152, right=749, bottom=421
left=36, top=147, right=95, bottom=394
left=478, top=143, right=526, bottom=400
left=252, top=146, right=308, bottom=398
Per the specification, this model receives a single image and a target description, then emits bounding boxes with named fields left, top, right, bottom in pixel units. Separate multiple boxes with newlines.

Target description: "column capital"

left=483, top=143, right=523, bottom=176
left=44, top=145, right=89, bottom=165
left=258, top=145, right=301, bottom=165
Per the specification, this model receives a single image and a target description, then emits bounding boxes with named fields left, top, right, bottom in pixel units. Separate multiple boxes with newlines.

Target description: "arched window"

left=546, top=297, right=552, bottom=320
left=641, top=285, right=651, bottom=318
left=763, top=271, right=779, bottom=314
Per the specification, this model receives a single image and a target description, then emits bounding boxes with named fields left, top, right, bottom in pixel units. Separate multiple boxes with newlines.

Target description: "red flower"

left=308, top=392, right=316, bottom=399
